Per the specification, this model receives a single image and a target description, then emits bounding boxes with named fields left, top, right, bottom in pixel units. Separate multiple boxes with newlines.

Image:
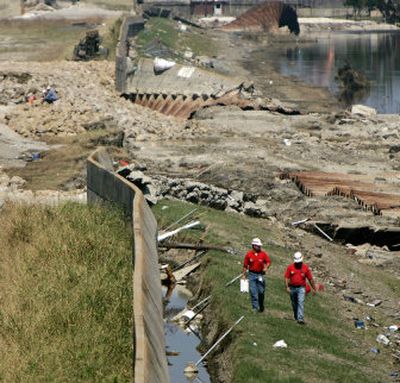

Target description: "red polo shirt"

left=243, top=250, right=271, bottom=273
left=284, top=263, right=313, bottom=287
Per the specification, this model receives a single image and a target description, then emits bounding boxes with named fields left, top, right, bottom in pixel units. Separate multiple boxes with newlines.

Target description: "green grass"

left=153, top=199, right=390, bottom=383
left=135, top=17, right=218, bottom=60
left=0, top=203, right=133, bottom=382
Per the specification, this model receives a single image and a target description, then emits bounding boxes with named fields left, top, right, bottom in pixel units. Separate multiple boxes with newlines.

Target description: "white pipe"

left=158, top=220, right=201, bottom=242
left=195, top=315, right=245, bottom=366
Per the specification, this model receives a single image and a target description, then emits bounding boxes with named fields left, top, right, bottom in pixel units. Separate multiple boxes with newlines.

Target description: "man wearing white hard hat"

left=284, top=252, right=316, bottom=324
left=242, top=238, right=271, bottom=312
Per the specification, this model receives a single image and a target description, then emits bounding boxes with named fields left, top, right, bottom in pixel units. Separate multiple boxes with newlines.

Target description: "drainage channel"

left=163, top=285, right=210, bottom=383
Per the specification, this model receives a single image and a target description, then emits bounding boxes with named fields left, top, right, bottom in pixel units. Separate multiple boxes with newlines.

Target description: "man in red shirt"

left=284, top=252, right=316, bottom=324
left=242, top=238, right=271, bottom=312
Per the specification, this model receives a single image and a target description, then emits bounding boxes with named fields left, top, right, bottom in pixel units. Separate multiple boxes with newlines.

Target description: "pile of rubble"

left=0, top=61, right=208, bottom=140
left=118, top=165, right=271, bottom=218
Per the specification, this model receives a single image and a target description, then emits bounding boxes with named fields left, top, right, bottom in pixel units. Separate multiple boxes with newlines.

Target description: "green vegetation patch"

left=0, top=203, right=133, bottom=382
left=153, top=199, right=389, bottom=383
left=135, top=17, right=217, bottom=60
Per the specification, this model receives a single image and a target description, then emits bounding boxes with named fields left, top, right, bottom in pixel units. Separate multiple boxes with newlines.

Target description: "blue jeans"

left=290, top=286, right=306, bottom=321
left=248, top=272, right=265, bottom=311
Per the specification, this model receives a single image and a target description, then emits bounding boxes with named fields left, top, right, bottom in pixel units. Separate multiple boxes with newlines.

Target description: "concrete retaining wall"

left=87, top=148, right=170, bottom=383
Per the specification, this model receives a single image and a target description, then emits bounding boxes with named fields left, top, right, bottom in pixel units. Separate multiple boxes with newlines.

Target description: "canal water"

left=163, top=285, right=210, bottom=383
left=269, top=31, right=400, bottom=114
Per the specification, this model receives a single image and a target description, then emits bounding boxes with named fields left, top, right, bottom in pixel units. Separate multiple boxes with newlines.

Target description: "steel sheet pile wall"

left=133, top=192, right=170, bottom=383
left=87, top=148, right=170, bottom=383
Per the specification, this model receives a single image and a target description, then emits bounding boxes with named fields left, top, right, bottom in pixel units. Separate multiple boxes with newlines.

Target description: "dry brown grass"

left=0, top=202, right=133, bottom=382
left=9, top=131, right=128, bottom=191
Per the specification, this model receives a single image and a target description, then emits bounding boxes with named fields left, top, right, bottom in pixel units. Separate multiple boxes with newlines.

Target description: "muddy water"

left=266, top=31, right=400, bottom=114
left=163, top=286, right=210, bottom=383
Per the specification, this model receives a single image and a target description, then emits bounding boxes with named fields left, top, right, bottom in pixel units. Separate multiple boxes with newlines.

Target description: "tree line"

left=345, top=0, right=400, bottom=23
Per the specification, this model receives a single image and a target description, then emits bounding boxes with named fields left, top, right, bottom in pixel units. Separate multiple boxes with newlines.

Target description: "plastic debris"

left=354, top=320, right=365, bottom=329
left=376, top=334, right=390, bottom=346
left=370, top=347, right=380, bottom=354
left=388, top=325, right=399, bottom=332
left=283, top=138, right=291, bottom=146
left=158, top=220, right=201, bottom=241
left=182, top=309, right=196, bottom=320
left=367, top=299, right=382, bottom=307
left=273, top=340, right=287, bottom=348
left=153, top=57, right=176, bottom=74
left=184, top=362, right=198, bottom=376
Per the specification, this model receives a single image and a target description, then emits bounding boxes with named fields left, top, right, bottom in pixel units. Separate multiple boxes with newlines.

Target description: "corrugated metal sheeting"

left=282, top=171, right=400, bottom=217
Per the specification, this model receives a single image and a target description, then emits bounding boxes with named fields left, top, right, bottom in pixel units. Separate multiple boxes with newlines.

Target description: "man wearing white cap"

left=242, top=238, right=271, bottom=312
left=284, top=252, right=316, bottom=324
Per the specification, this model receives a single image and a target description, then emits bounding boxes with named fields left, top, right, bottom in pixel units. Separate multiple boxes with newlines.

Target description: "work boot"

left=297, top=320, right=305, bottom=325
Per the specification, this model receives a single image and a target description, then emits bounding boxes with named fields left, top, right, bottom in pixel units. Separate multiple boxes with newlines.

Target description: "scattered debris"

left=354, top=320, right=365, bottom=329
left=158, top=241, right=231, bottom=252
left=194, top=315, right=245, bottom=368
left=172, top=250, right=207, bottom=272
left=184, top=362, right=199, bottom=377
left=173, top=262, right=201, bottom=282
left=153, top=57, right=176, bottom=74
left=344, top=295, right=364, bottom=304
left=367, top=299, right=383, bottom=307
left=376, top=334, right=390, bottom=346
left=370, top=347, right=380, bottom=354
left=157, top=220, right=201, bottom=242
left=313, top=223, right=334, bottom=242
left=273, top=340, right=288, bottom=348
left=164, top=207, right=198, bottom=232
left=388, top=325, right=399, bottom=332
left=291, top=218, right=310, bottom=226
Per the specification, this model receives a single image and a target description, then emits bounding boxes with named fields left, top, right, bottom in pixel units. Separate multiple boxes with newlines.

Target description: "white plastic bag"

left=153, top=57, right=176, bottom=74
left=273, top=340, right=287, bottom=348
left=240, top=278, right=249, bottom=293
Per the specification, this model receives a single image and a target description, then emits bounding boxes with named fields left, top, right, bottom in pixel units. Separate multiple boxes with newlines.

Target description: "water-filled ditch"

left=163, top=285, right=211, bottom=383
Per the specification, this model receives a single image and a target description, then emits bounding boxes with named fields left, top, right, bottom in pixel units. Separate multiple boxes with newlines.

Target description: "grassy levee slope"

left=135, top=17, right=218, bottom=60
left=0, top=203, right=133, bottom=382
left=153, top=199, right=390, bottom=383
